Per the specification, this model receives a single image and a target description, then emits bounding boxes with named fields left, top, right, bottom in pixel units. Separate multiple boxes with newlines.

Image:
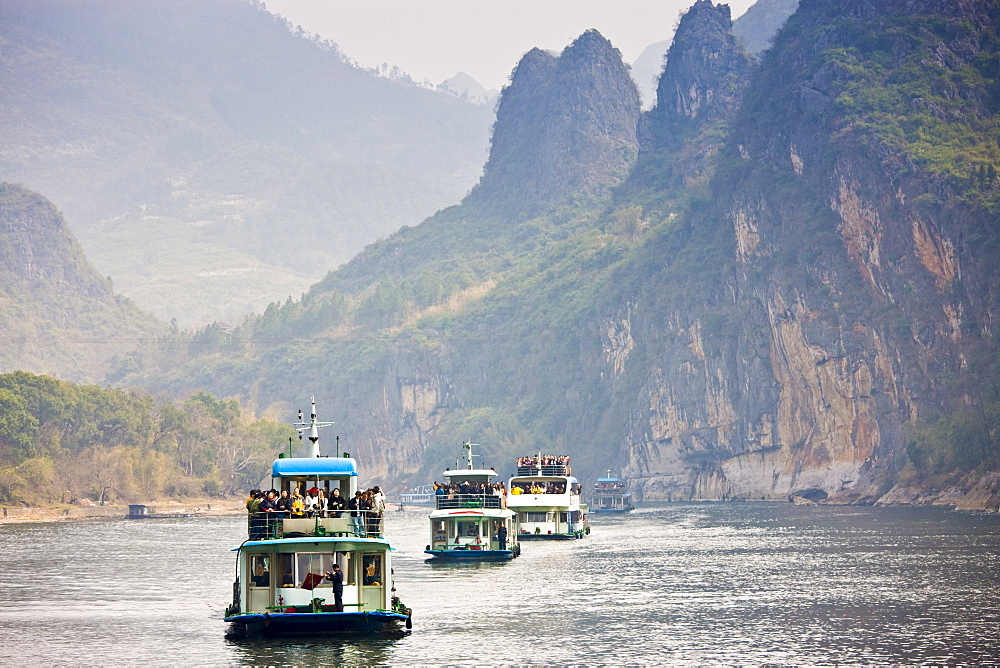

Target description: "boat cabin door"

left=360, top=552, right=385, bottom=611
left=247, top=553, right=272, bottom=612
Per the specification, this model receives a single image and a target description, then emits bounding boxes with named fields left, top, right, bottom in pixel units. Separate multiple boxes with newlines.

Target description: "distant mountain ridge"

left=0, top=0, right=493, bottom=325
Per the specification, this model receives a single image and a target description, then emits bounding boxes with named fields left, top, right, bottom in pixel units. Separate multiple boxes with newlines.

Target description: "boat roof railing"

left=510, top=475, right=579, bottom=484
left=434, top=493, right=502, bottom=510
left=516, top=464, right=571, bottom=476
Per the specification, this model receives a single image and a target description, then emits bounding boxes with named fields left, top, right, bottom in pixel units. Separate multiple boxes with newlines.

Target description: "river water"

left=1, top=503, right=998, bottom=666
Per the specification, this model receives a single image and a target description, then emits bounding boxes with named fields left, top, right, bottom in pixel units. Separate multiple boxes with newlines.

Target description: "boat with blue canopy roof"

left=223, top=397, right=411, bottom=636
left=591, top=470, right=634, bottom=513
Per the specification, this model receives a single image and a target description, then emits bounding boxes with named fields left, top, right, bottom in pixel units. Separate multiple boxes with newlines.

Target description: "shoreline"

left=0, top=497, right=247, bottom=525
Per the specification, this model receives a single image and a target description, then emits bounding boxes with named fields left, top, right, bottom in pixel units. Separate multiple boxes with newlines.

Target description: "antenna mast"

left=294, top=396, right=335, bottom=458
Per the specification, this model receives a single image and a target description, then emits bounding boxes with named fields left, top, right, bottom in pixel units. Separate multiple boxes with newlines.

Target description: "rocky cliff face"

left=618, top=0, right=1000, bottom=508
left=470, top=30, right=641, bottom=219
left=132, top=1, right=1000, bottom=512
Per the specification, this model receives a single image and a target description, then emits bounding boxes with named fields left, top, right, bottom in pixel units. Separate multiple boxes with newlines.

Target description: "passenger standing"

left=328, top=488, right=346, bottom=518
left=362, top=490, right=376, bottom=536
left=315, top=489, right=328, bottom=517
left=305, top=488, right=320, bottom=516
left=496, top=523, right=508, bottom=551
left=325, top=564, right=344, bottom=612
left=275, top=489, right=292, bottom=515
left=348, top=491, right=365, bottom=536
left=371, top=486, right=386, bottom=536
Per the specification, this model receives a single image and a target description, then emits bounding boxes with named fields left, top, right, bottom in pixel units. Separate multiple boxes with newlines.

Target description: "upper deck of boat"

left=430, top=491, right=505, bottom=512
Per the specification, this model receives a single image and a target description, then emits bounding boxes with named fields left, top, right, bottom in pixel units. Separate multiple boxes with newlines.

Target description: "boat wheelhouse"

left=591, top=471, right=634, bottom=513
left=425, top=442, right=520, bottom=560
left=224, top=398, right=411, bottom=636
left=506, top=454, right=590, bottom=540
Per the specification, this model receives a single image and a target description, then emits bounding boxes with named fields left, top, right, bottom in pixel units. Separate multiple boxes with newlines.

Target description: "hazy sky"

left=263, top=0, right=757, bottom=91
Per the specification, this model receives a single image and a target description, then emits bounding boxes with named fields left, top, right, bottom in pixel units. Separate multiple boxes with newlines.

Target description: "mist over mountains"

left=0, top=0, right=493, bottom=325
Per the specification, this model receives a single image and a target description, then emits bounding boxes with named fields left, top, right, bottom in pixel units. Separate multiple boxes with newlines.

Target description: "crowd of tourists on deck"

left=594, top=481, right=627, bottom=492
left=516, top=454, right=570, bottom=469
left=245, top=485, right=387, bottom=538
left=509, top=480, right=567, bottom=495
left=431, top=480, right=506, bottom=507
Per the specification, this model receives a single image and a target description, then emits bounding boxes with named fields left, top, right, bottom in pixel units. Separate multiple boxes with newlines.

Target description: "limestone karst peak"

left=646, top=0, right=754, bottom=146
left=468, top=29, right=641, bottom=219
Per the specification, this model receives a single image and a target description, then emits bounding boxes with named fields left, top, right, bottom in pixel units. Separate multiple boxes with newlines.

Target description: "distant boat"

left=591, top=471, right=634, bottom=513
left=125, top=504, right=199, bottom=519
left=400, top=484, right=436, bottom=505
left=424, top=442, right=520, bottom=560
left=223, top=397, right=412, bottom=636
left=507, top=453, right=590, bottom=540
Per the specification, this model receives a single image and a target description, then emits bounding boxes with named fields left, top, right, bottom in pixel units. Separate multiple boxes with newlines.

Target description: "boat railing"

left=434, top=493, right=502, bottom=510
left=247, top=510, right=385, bottom=540
left=516, top=464, right=570, bottom=476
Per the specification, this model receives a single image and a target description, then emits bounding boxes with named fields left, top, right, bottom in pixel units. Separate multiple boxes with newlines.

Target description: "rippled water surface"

left=1, top=503, right=999, bottom=665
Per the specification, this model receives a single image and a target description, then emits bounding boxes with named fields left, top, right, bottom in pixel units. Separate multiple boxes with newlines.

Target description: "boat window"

left=432, top=521, right=447, bottom=541
left=458, top=521, right=480, bottom=537
left=278, top=553, right=295, bottom=588
left=362, top=554, right=383, bottom=586
left=295, top=553, right=336, bottom=588
left=250, top=554, right=270, bottom=588
left=524, top=512, right=548, bottom=523
left=341, top=552, right=355, bottom=586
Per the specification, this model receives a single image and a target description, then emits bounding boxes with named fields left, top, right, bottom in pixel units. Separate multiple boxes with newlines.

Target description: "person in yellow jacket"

left=291, top=490, right=306, bottom=517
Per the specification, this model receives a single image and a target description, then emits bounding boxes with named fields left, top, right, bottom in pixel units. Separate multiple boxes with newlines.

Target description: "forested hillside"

left=118, top=0, right=1000, bottom=510
left=0, top=371, right=294, bottom=505
left=0, top=0, right=493, bottom=325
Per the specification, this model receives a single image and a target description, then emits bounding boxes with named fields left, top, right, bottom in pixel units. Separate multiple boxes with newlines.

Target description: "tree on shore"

left=0, top=372, right=293, bottom=505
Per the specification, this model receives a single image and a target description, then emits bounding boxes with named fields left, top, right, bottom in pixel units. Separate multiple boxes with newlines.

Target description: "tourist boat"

left=424, top=442, right=520, bottom=560
left=125, top=504, right=200, bottom=519
left=591, top=471, right=634, bottom=513
left=400, top=484, right=437, bottom=505
left=506, top=453, right=590, bottom=540
left=224, top=398, right=411, bottom=636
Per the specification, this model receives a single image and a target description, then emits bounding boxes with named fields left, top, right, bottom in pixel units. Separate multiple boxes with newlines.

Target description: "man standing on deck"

left=496, top=523, right=508, bottom=551
left=325, top=563, right=344, bottom=612
left=328, top=488, right=346, bottom=517
left=348, top=491, right=365, bottom=536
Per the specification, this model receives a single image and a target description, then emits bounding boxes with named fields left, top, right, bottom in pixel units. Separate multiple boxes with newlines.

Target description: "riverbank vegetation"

left=0, top=371, right=293, bottom=506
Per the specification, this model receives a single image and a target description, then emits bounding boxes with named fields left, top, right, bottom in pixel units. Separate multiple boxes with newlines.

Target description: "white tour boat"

left=591, top=470, right=634, bottom=513
left=506, top=453, right=590, bottom=540
left=400, top=484, right=437, bottom=505
left=224, top=398, right=411, bottom=636
left=425, top=442, right=521, bottom=560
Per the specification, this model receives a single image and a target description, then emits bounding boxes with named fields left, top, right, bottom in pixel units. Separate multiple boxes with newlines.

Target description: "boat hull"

left=225, top=610, right=410, bottom=636
left=592, top=508, right=633, bottom=514
left=424, top=548, right=515, bottom=560
left=518, top=531, right=585, bottom=540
